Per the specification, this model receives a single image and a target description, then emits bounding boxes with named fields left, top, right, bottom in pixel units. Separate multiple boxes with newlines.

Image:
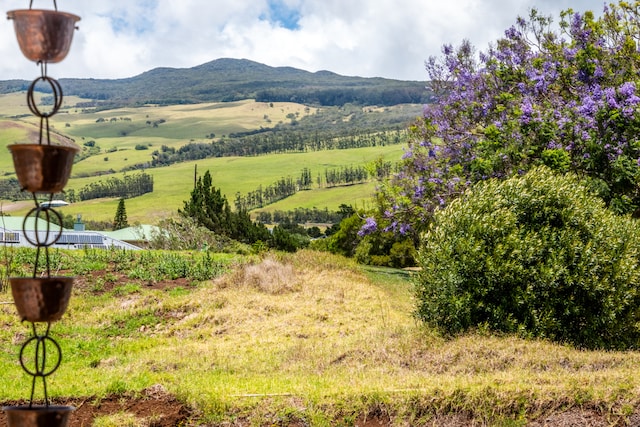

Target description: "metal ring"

left=23, top=205, right=63, bottom=247
left=27, top=76, right=63, bottom=119
left=19, top=334, right=62, bottom=378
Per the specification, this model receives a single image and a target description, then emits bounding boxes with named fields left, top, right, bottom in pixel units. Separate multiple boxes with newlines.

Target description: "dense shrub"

left=416, top=167, right=640, bottom=349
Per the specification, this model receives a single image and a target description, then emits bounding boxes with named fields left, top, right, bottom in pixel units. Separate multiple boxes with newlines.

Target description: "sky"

left=0, top=0, right=608, bottom=82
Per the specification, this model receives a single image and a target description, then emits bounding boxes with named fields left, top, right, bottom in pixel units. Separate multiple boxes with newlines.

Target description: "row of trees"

left=148, top=128, right=405, bottom=169
left=254, top=87, right=427, bottom=106
left=233, top=177, right=298, bottom=212
left=255, top=207, right=345, bottom=225
left=0, top=178, right=29, bottom=201
left=233, top=163, right=385, bottom=212
left=66, top=172, right=153, bottom=202
left=324, top=166, right=369, bottom=187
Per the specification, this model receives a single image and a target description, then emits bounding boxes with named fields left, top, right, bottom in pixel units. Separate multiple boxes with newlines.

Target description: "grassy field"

left=1, top=249, right=639, bottom=426
left=0, top=94, right=407, bottom=224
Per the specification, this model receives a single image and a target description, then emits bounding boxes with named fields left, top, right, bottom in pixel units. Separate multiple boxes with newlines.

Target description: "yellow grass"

left=2, top=250, right=639, bottom=424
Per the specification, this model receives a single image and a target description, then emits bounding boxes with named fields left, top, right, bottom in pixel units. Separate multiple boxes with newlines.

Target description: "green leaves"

left=416, top=167, right=640, bottom=349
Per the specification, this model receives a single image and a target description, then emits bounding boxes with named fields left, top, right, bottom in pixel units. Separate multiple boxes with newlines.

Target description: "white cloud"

left=0, top=0, right=607, bottom=81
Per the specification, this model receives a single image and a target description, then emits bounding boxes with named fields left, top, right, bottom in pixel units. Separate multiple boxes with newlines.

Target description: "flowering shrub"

left=373, top=2, right=640, bottom=236
left=416, top=167, right=640, bottom=349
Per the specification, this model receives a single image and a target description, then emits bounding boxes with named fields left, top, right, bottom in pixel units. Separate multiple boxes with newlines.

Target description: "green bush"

left=416, top=166, right=640, bottom=349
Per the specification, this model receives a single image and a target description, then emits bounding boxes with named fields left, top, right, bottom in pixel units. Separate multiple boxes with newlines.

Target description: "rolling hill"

left=0, top=58, right=431, bottom=108
left=0, top=58, right=427, bottom=225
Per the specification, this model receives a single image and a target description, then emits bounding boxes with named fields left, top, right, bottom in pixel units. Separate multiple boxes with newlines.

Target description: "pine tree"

left=113, top=198, right=129, bottom=230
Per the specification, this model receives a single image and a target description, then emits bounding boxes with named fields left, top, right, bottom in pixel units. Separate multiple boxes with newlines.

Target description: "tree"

left=416, top=167, right=640, bottom=349
left=180, top=169, right=271, bottom=244
left=371, top=1, right=640, bottom=237
left=113, top=198, right=129, bottom=230
left=180, top=170, right=230, bottom=233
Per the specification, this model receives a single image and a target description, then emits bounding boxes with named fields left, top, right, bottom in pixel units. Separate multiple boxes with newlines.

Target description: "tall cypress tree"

left=113, top=198, right=129, bottom=230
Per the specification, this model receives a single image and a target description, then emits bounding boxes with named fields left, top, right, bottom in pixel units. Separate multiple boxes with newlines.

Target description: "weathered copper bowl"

left=10, top=277, right=74, bottom=323
left=9, top=144, right=78, bottom=194
left=3, top=405, right=74, bottom=427
left=7, top=9, right=80, bottom=63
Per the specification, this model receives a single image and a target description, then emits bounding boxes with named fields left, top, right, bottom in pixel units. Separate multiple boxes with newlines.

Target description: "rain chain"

left=3, top=1, right=80, bottom=426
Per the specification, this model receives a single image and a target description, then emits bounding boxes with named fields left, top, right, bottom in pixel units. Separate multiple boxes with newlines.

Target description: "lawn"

left=1, top=249, right=639, bottom=426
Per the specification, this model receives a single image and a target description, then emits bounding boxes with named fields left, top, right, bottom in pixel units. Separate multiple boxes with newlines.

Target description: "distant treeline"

left=0, top=172, right=153, bottom=202
left=0, top=178, right=30, bottom=201
left=255, top=87, right=426, bottom=106
left=145, top=128, right=406, bottom=171
left=234, top=163, right=396, bottom=212
left=65, top=172, right=153, bottom=202
left=325, top=166, right=368, bottom=187
left=255, top=208, right=345, bottom=225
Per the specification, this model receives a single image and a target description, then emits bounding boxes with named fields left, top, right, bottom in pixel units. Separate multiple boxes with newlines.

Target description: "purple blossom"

left=399, top=223, right=411, bottom=235
left=604, top=87, right=619, bottom=108
left=358, top=217, right=377, bottom=237
left=578, top=96, right=598, bottom=116
left=377, top=3, right=640, bottom=235
left=563, top=47, right=577, bottom=60
left=594, top=66, right=604, bottom=79
left=520, top=98, right=534, bottom=124
left=619, top=82, right=636, bottom=98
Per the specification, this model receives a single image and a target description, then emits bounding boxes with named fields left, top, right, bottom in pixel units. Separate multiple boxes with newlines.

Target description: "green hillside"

left=0, top=93, right=416, bottom=224
left=0, top=58, right=430, bottom=107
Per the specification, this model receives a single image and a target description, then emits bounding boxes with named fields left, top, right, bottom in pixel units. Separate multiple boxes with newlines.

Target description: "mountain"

left=0, top=58, right=431, bottom=108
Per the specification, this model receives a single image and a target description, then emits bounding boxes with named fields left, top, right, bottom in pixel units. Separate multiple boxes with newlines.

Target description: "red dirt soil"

left=2, top=394, right=638, bottom=426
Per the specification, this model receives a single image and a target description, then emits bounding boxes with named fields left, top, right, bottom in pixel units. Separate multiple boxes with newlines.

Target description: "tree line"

left=0, top=178, right=30, bottom=201
left=255, top=207, right=345, bottom=225
left=325, top=166, right=368, bottom=187
left=233, top=163, right=394, bottom=212
left=66, top=172, right=153, bottom=202
left=148, top=128, right=406, bottom=169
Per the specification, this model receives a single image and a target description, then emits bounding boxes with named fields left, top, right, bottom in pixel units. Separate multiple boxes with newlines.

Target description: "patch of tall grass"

left=2, top=250, right=640, bottom=425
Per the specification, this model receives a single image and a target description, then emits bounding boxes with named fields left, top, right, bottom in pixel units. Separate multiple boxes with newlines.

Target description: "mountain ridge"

left=0, top=58, right=430, bottom=107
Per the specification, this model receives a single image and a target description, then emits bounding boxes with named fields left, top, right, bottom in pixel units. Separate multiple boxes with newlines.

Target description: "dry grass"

left=215, top=256, right=301, bottom=294
left=3, top=250, right=640, bottom=425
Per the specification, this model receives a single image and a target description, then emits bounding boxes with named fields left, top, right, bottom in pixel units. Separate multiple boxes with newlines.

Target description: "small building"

left=0, top=216, right=140, bottom=250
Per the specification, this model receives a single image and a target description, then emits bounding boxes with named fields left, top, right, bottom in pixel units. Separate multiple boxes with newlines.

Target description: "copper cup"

left=9, top=144, right=78, bottom=194
left=7, top=9, right=80, bottom=63
left=10, top=277, right=74, bottom=323
left=3, top=405, right=75, bottom=427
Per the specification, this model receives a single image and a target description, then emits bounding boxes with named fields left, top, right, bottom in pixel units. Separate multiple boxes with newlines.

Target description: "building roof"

left=101, top=225, right=160, bottom=242
left=0, top=216, right=142, bottom=250
left=0, top=216, right=65, bottom=231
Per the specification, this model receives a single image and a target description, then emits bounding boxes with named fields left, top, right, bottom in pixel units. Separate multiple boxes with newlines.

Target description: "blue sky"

left=0, top=0, right=608, bottom=81
left=263, top=0, right=302, bottom=30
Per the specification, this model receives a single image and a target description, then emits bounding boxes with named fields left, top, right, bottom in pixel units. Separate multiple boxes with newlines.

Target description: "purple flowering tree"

left=373, top=2, right=640, bottom=237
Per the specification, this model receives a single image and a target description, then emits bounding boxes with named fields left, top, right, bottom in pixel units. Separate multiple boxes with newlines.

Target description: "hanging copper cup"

left=7, top=7, right=80, bottom=63
left=3, top=405, right=75, bottom=427
left=10, top=277, right=74, bottom=323
left=9, top=144, right=78, bottom=194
